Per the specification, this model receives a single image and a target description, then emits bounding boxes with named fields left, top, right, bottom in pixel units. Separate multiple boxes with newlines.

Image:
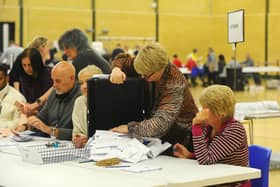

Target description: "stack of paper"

left=88, top=130, right=171, bottom=163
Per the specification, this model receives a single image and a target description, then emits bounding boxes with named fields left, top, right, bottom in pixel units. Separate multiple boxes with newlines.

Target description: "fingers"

left=72, top=135, right=88, bottom=148
left=110, top=68, right=126, bottom=84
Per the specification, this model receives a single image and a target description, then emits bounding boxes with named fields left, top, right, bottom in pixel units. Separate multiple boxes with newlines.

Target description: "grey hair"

left=58, top=28, right=91, bottom=54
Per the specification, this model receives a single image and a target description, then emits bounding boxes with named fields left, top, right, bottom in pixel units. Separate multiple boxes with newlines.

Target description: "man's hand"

left=110, top=67, right=126, bottom=84
left=110, top=124, right=128, bottom=134
left=27, top=116, right=51, bottom=135
left=72, top=134, right=88, bottom=148
left=173, top=143, right=192, bottom=159
left=0, top=128, right=13, bottom=137
left=22, top=102, right=39, bottom=116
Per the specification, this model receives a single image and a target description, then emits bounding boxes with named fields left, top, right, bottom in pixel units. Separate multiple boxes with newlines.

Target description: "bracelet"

left=36, top=98, right=42, bottom=106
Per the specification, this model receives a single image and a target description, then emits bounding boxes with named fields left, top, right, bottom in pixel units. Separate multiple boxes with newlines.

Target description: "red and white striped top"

left=192, top=118, right=249, bottom=167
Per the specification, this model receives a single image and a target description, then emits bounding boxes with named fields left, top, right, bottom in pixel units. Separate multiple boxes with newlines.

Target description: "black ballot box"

left=87, top=75, right=154, bottom=137
left=226, top=68, right=244, bottom=91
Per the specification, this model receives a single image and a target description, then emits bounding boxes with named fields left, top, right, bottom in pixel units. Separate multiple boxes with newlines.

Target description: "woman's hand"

left=110, top=67, right=126, bottom=84
left=192, top=109, right=209, bottom=125
left=173, top=143, right=193, bottom=158
left=72, top=134, right=88, bottom=148
left=110, top=124, right=128, bottom=134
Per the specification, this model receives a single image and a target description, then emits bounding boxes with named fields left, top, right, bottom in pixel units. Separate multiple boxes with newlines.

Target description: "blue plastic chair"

left=249, top=145, right=272, bottom=187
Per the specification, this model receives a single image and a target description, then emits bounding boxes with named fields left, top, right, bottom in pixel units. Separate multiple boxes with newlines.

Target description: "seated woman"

left=173, top=85, right=249, bottom=187
left=110, top=44, right=198, bottom=155
left=72, top=65, right=103, bottom=148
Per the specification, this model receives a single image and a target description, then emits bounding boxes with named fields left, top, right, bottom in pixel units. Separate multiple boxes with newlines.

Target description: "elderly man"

left=15, top=61, right=81, bottom=140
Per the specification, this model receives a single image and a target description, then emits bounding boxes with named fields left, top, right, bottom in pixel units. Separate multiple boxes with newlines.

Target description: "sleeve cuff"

left=192, top=125, right=203, bottom=136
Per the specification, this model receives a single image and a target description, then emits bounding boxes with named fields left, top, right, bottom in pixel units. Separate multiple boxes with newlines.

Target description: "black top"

left=73, top=49, right=111, bottom=76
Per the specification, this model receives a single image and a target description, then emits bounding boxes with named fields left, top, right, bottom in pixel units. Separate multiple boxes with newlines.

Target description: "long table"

left=0, top=138, right=260, bottom=187
left=242, top=66, right=280, bottom=73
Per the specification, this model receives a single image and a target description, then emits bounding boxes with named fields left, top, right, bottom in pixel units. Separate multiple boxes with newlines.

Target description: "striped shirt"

left=192, top=118, right=249, bottom=167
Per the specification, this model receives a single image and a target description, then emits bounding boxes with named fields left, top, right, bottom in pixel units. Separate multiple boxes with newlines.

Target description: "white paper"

left=228, top=9, right=244, bottom=43
left=121, top=165, right=162, bottom=173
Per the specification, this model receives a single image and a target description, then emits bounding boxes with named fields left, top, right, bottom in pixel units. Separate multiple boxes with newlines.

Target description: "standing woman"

left=9, top=36, right=50, bottom=90
left=58, top=28, right=111, bottom=75
left=9, top=37, right=53, bottom=115
left=18, top=48, right=53, bottom=104
left=110, top=44, right=198, bottom=154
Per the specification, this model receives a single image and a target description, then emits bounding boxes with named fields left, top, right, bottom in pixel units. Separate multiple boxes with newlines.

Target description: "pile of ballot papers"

left=87, top=130, right=171, bottom=163
left=234, top=100, right=280, bottom=121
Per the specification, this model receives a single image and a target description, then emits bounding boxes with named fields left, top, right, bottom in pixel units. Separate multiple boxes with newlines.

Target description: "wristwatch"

left=51, top=127, right=56, bottom=137
left=36, top=98, right=42, bottom=106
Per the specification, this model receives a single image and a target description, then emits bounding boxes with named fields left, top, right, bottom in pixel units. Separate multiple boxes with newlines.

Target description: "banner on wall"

left=228, top=9, right=245, bottom=44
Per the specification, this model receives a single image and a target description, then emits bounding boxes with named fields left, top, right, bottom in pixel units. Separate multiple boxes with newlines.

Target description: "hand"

left=22, top=102, right=39, bottom=116
left=12, top=124, right=28, bottom=132
left=173, top=143, right=192, bottom=158
left=110, top=125, right=128, bottom=134
left=110, top=67, right=126, bottom=84
left=27, top=116, right=51, bottom=135
left=192, top=109, right=209, bottom=125
left=0, top=128, right=13, bottom=137
left=72, top=134, right=88, bottom=148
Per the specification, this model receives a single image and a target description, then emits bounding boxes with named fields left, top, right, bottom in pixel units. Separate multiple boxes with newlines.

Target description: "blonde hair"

left=134, top=43, right=168, bottom=76
left=78, top=65, right=103, bottom=79
left=27, top=36, right=48, bottom=49
left=199, top=85, right=236, bottom=121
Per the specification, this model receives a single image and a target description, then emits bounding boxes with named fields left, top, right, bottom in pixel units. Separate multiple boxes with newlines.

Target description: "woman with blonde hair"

left=27, top=36, right=50, bottom=63
left=72, top=65, right=103, bottom=148
left=173, top=85, right=249, bottom=186
left=110, top=43, right=198, bottom=155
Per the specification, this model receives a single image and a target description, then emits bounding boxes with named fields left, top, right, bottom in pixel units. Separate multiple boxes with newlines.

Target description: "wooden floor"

left=190, top=83, right=280, bottom=187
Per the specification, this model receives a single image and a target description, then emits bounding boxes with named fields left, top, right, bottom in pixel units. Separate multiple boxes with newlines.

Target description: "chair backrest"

left=249, top=145, right=272, bottom=187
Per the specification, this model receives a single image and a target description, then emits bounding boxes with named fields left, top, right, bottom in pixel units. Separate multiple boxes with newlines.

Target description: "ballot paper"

left=235, top=100, right=280, bottom=121
left=121, top=165, right=162, bottom=173
left=88, top=130, right=170, bottom=163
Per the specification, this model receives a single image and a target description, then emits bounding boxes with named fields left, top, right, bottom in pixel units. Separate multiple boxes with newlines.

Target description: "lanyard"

left=0, top=93, right=8, bottom=114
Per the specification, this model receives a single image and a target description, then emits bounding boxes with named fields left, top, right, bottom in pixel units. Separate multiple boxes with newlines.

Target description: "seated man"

left=0, top=64, right=26, bottom=129
left=15, top=61, right=81, bottom=140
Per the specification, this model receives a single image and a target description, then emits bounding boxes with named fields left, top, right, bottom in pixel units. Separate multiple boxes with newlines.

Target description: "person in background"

left=172, top=54, right=182, bottom=68
left=58, top=28, right=111, bottom=76
left=110, top=47, right=125, bottom=64
left=72, top=65, right=103, bottom=148
left=242, top=53, right=261, bottom=85
left=204, top=47, right=218, bottom=85
left=0, top=64, right=26, bottom=130
left=217, top=54, right=227, bottom=85
left=14, top=61, right=81, bottom=140
left=173, top=85, right=249, bottom=187
left=0, top=40, right=23, bottom=69
left=110, top=44, right=198, bottom=155
left=227, top=56, right=242, bottom=68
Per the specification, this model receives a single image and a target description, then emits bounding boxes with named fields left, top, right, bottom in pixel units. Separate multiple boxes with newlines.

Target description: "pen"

left=79, top=159, right=95, bottom=163
left=105, top=165, right=130, bottom=168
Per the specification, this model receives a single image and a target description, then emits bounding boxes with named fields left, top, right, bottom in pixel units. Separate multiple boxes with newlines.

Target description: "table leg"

left=249, top=119, right=254, bottom=144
